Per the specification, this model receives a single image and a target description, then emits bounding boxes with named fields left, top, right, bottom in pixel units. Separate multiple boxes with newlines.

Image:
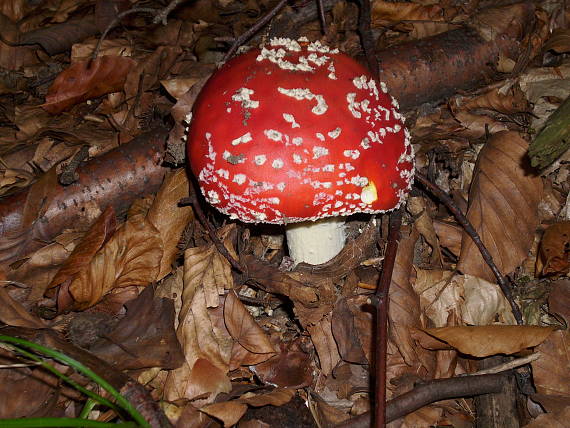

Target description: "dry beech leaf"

left=0, top=286, right=46, bottom=328
left=331, top=296, right=369, bottom=364
left=306, top=314, right=340, bottom=376
left=536, top=221, right=570, bottom=277
left=250, top=348, right=313, bottom=389
left=224, top=290, right=275, bottom=355
left=424, top=325, right=555, bottom=357
left=146, top=169, right=194, bottom=280
left=42, top=56, right=136, bottom=114
left=371, top=1, right=445, bottom=26
left=460, top=86, right=530, bottom=115
left=163, top=226, right=236, bottom=401
left=457, top=131, right=543, bottom=282
left=532, top=330, right=570, bottom=397
left=66, top=214, right=162, bottom=310
left=388, top=226, right=433, bottom=373
left=200, top=401, right=248, bottom=428
left=49, top=206, right=116, bottom=290
left=182, top=227, right=235, bottom=309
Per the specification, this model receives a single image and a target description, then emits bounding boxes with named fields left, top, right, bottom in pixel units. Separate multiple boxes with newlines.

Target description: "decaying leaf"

left=549, top=279, right=570, bottom=325
left=146, top=169, right=194, bottom=280
left=413, top=271, right=516, bottom=326
left=532, top=330, right=570, bottom=397
left=89, top=285, right=185, bottom=370
left=163, top=226, right=236, bottom=401
left=424, top=325, right=555, bottom=357
left=0, top=286, right=46, bottom=328
left=306, top=314, right=341, bottom=376
left=457, top=131, right=543, bottom=282
left=537, top=221, right=570, bottom=277
left=42, top=56, right=136, bottom=114
left=63, top=214, right=162, bottom=310
left=224, top=290, right=276, bottom=367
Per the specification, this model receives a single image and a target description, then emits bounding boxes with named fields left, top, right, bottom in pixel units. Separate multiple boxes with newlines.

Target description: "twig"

left=471, top=353, right=539, bottom=376
left=222, top=0, right=289, bottom=63
left=357, top=0, right=379, bottom=78
left=334, top=373, right=506, bottom=427
left=316, top=0, right=328, bottom=34
left=369, top=208, right=403, bottom=428
left=180, top=189, right=245, bottom=273
left=414, top=173, right=523, bottom=325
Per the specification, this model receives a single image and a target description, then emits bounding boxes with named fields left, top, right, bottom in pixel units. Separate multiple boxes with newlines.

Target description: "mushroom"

left=185, top=37, right=414, bottom=265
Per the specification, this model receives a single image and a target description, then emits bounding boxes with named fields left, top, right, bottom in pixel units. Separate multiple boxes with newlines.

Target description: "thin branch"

left=357, top=0, right=379, bottom=78
left=472, top=353, right=539, bottom=375
left=222, top=0, right=289, bottom=64
left=316, top=0, right=328, bottom=35
left=334, top=373, right=506, bottom=427
left=414, top=173, right=523, bottom=325
left=368, top=208, right=403, bottom=428
left=153, top=0, right=186, bottom=25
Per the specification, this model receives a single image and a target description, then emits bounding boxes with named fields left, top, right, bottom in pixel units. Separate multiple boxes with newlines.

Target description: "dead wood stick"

left=0, top=128, right=168, bottom=266
left=1, top=326, right=172, bottom=428
left=335, top=373, right=506, bottom=427
left=414, top=173, right=523, bottom=325
left=369, top=208, right=402, bottom=428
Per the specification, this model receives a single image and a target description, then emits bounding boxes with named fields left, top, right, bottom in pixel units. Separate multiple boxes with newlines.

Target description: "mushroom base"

left=285, top=217, right=346, bottom=265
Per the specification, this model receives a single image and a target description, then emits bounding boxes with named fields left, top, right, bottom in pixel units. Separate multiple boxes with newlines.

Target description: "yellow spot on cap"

left=361, top=181, right=377, bottom=204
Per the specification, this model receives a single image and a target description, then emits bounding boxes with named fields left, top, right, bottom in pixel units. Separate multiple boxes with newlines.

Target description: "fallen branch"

left=334, top=373, right=506, bottom=427
left=0, top=128, right=168, bottom=266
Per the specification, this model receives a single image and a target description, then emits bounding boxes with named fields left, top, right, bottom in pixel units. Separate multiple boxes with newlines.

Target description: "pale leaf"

left=457, top=131, right=543, bottom=282
left=424, top=325, right=555, bottom=357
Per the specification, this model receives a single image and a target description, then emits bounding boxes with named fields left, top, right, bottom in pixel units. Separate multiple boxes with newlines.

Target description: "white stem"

left=285, top=217, right=346, bottom=265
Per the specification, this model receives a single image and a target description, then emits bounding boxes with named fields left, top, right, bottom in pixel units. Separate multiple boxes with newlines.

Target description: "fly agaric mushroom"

left=185, top=38, right=414, bottom=265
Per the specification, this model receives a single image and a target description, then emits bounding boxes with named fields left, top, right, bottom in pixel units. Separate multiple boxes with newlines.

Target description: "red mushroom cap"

left=186, top=38, right=414, bottom=224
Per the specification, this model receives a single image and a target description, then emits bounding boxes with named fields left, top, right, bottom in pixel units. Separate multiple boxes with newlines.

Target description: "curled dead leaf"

left=424, top=325, right=555, bottom=357
left=43, top=56, right=136, bottom=114
left=66, top=214, right=162, bottom=310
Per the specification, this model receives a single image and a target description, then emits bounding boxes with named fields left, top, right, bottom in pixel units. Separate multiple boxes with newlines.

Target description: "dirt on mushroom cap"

left=187, top=38, right=414, bottom=224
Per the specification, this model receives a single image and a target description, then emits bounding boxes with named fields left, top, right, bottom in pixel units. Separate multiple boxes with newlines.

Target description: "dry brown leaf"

left=536, top=221, right=570, bottom=277
left=0, top=286, right=46, bottom=328
left=49, top=206, right=116, bottom=289
left=66, top=214, right=162, bottom=310
left=164, top=227, right=236, bottom=401
left=388, top=226, right=433, bottom=372
left=200, top=401, right=248, bottom=428
left=238, top=388, right=295, bottom=407
left=251, top=349, right=313, bottom=389
left=452, top=111, right=509, bottom=138
left=532, top=330, right=570, bottom=397
left=224, top=290, right=276, bottom=355
left=306, top=314, right=340, bottom=376
left=460, top=86, right=530, bottom=115
left=332, top=297, right=368, bottom=364
left=42, top=56, right=136, bottom=114
left=372, top=1, right=445, bottom=26
left=146, top=169, right=194, bottom=280
left=424, top=325, right=555, bottom=357
left=457, top=131, right=543, bottom=282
